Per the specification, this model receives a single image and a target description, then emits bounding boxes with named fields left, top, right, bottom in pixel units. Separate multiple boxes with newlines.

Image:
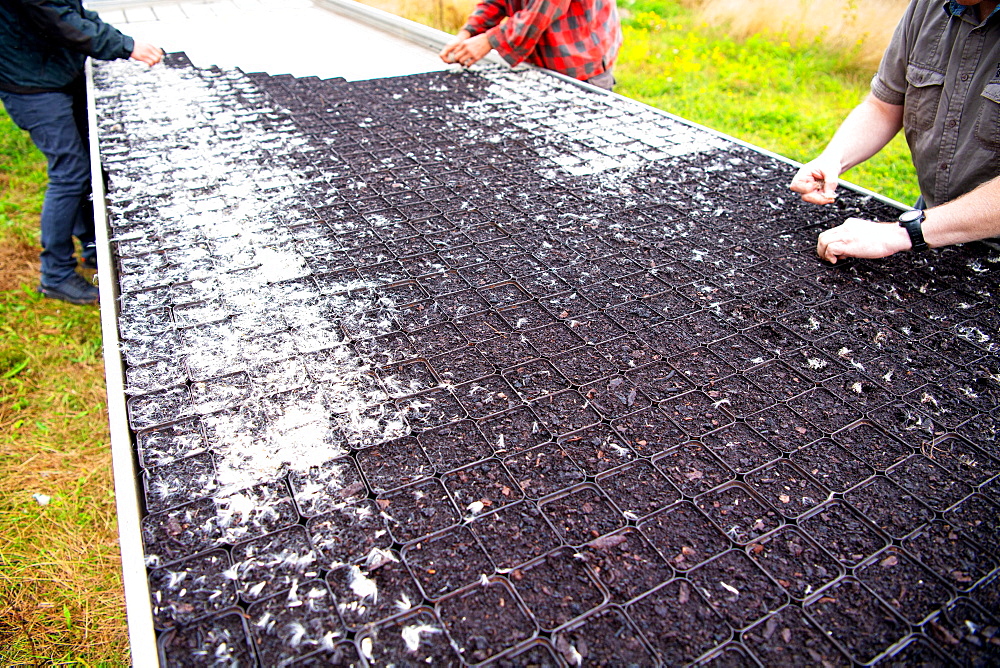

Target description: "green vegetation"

left=615, top=0, right=918, bottom=205
left=0, top=0, right=918, bottom=662
left=0, top=109, right=127, bottom=664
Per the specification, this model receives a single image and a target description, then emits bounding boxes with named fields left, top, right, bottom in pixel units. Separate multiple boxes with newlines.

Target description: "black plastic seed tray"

left=93, top=53, right=999, bottom=666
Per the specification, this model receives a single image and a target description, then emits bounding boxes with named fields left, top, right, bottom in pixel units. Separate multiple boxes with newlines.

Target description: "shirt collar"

left=945, top=1, right=1000, bottom=20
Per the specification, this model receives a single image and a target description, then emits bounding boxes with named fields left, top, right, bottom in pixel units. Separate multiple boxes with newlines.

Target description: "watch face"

left=899, top=209, right=923, bottom=223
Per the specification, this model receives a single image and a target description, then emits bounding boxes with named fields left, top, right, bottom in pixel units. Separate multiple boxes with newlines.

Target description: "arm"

left=440, top=0, right=572, bottom=69
left=439, top=1, right=505, bottom=65
left=16, top=0, right=161, bottom=65
left=816, top=175, right=1000, bottom=263
left=485, top=0, right=571, bottom=67
left=789, top=93, right=903, bottom=204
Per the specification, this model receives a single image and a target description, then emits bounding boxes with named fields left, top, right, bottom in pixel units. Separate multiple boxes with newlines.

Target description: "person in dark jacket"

left=0, top=0, right=162, bottom=305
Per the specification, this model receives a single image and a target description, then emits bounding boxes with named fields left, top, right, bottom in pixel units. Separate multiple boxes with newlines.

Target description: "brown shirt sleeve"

left=869, top=0, right=1000, bottom=207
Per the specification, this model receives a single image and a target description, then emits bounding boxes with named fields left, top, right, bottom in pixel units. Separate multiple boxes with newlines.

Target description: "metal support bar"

left=86, top=57, right=159, bottom=668
left=314, top=0, right=505, bottom=65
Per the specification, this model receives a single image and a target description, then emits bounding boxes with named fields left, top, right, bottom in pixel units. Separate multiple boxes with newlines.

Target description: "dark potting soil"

left=686, top=549, right=788, bottom=630
left=402, top=525, right=495, bottom=599
left=305, top=499, right=393, bottom=567
left=158, top=610, right=256, bottom=667
left=842, top=475, right=936, bottom=539
left=626, top=578, right=733, bottom=665
left=552, top=606, right=657, bottom=666
left=149, top=549, right=237, bottom=629
left=639, top=501, right=730, bottom=571
left=902, top=520, right=998, bottom=592
left=436, top=578, right=537, bottom=664
left=741, top=605, right=851, bottom=667
left=508, top=547, right=606, bottom=631
left=695, top=483, right=783, bottom=545
left=539, top=485, right=626, bottom=546
left=378, top=478, right=460, bottom=544
left=803, top=577, right=910, bottom=664
left=357, top=607, right=460, bottom=666
left=247, top=580, right=345, bottom=663
left=325, top=554, right=423, bottom=631
left=747, top=526, right=843, bottom=601
left=97, top=59, right=1000, bottom=666
left=797, top=500, right=889, bottom=568
left=467, top=500, right=562, bottom=571
left=854, top=547, right=954, bottom=625
left=594, top=459, right=681, bottom=518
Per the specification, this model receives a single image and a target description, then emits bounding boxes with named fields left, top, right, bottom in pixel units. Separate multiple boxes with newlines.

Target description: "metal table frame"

left=87, top=2, right=904, bottom=663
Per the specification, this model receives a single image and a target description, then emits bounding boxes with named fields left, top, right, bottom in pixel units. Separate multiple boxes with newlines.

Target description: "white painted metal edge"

left=85, top=57, right=160, bottom=668
left=315, top=0, right=504, bottom=64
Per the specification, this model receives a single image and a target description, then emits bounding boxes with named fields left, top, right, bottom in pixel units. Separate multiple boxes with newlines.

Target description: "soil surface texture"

left=96, top=55, right=1000, bottom=666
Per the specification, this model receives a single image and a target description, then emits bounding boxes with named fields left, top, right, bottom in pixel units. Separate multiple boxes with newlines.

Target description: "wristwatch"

left=898, top=209, right=928, bottom=252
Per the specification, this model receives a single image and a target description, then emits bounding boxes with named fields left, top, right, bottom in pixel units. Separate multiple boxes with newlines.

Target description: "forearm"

left=818, top=93, right=903, bottom=174
left=463, top=0, right=507, bottom=35
left=488, top=0, right=571, bottom=65
left=923, top=176, right=1000, bottom=248
left=816, top=176, right=1000, bottom=263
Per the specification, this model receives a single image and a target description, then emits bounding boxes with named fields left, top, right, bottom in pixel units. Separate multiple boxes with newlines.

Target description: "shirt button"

left=940, top=163, right=949, bottom=170
left=961, top=73, right=970, bottom=81
left=947, top=119, right=958, bottom=128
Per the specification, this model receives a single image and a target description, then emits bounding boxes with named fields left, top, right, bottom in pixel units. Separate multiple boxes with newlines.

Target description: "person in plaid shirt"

left=439, top=0, right=622, bottom=90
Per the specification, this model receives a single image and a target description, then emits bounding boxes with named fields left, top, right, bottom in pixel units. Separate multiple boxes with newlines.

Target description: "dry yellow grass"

left=0, top=112, right=127, bottom=664
left=687, top=0, right=909, bottom=69
left=356, top=0, right=479, bottom=32
left=0, top=333, right=126, bottom=663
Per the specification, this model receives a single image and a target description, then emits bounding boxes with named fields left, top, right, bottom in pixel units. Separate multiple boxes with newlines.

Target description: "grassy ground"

left=615, top=0, right=918, bottom=205
left=0, top=0, right=918, bottom=663
left=0, top=110, right=127, bottom=664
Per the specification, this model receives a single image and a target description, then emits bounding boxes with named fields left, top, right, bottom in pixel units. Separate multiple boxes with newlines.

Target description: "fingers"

left=788, top=170, right=816, bottom=196
left=440, top=46, right=468, bottom=66
left=816, top=232, right=842, bottom=264
left=130, top=42, right=164, bottom=66
left=800, top=190, right=838, bottom=205
left=439, top=41, right=460, bottom=63
left=819, top=174, right=839, bottom=201
left=790, top=162, right=838, bottom=205
left=442, top=46, right=476, bottom=67
left=440, top=30, right=475, bottom=65
left=816, top=217, right=905, bottom=263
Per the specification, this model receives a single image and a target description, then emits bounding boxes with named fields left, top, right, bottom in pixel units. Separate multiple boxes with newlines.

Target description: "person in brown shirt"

left=790, top=0, right=999, bottom=263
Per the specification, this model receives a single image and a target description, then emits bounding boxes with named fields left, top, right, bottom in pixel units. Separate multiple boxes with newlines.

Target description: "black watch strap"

left=898, top=209, right=928, bottom=252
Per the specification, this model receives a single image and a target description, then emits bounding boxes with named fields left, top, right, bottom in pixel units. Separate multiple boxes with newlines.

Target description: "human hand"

left=790, top=156, right=841, bottom=205
left=440, top=33, right=491, bottom=68
left=130, top=41, right=163, bottom=67
left=439, top=30, right=472, bottom=64
left=816, top=217, right=912, bottom=264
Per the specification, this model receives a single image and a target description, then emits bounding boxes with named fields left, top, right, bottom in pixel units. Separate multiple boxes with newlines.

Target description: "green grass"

left=0, top=108, right=127, bottom=665
left=615, top=0, right=919, bottom=205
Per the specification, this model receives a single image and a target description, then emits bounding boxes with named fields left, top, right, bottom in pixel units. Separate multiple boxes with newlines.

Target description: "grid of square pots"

left=94, top=53, right=999, bottom=666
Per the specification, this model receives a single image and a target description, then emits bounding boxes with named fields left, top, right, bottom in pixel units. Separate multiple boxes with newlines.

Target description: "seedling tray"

left=93, top=53, right=999, bottom=666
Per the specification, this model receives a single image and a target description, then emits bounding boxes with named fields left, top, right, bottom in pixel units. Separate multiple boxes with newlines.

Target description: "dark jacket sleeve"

left=12, top=0, right=134, bottom=60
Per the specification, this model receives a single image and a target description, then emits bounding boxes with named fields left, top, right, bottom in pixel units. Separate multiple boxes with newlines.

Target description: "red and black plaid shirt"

left=464, top=0, right=622, bottom=81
